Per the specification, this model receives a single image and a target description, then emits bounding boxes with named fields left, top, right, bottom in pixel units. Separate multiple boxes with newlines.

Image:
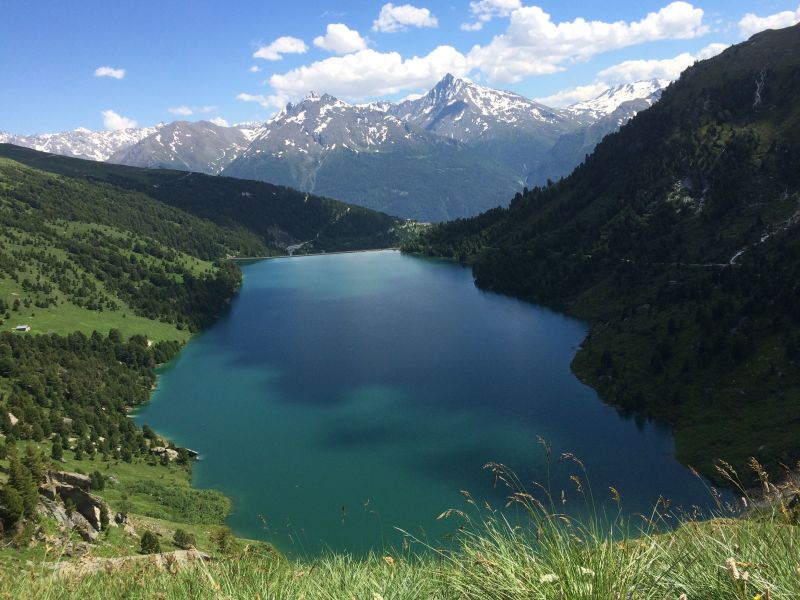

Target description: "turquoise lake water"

left=135, top=250, right=711, bottom=555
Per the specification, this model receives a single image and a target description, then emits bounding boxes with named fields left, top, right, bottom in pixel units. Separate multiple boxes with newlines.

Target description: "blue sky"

left=2, top=1, right=799, bottom=133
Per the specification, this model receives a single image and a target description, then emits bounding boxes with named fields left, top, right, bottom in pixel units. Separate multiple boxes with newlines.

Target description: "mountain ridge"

left=2, top=77, right=668, bottom=221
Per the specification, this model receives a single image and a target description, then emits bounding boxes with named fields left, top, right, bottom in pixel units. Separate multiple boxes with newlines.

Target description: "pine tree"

left=51, top=436, right=63, bottom=461
left=7, top=452, right=38, bottom=518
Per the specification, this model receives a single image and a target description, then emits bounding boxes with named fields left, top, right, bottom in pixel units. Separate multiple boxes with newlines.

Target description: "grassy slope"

left=0, top=159, right=248, bottom=339
left=1, top=463, right=797, bottom=599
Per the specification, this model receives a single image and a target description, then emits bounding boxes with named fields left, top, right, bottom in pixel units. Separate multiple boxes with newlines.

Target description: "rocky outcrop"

left=38, top=471, right=109, bottom=534
left=37, top=498, right=98, bottom=542
left=151, top=446, right=179, bottom=461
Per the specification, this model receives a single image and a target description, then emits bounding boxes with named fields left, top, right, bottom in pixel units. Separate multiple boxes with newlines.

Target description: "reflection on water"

left=136, top=250, right=711, bottom=555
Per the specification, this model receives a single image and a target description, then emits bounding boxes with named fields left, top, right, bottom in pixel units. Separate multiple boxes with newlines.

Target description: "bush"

left=173, top=528, right=196, bottom=549
left=90, top=470, right=105, bottom=491
left=210, top=527, right=234, bottom=554
left=140, top=530, right=161, bottom=554
left=64, top=497, right=76, bottom=517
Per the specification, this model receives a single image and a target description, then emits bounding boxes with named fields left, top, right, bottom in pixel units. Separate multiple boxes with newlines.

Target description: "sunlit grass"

left=2, top=449, right=797, bottom=599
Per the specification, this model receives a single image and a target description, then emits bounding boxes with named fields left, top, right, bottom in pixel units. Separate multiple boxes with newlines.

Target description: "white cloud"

left=94, top=66, right=126, bottom=79
left=596, top=42, right=726, bottom=83
left=535, top=83, right=611, bottom=106
left=739, top=5, right=800, bottom=38
left=167, top=105, right=216, bottom=116
left=372, top=3, right=438, bottom=33
left=695, top=42, right=728, bottom=60
left=253, top=36, right=308, bottom=61
left=248, top=65, right=262, bottom=73
left=313, top=23, right=367, bottom=54
left=168, top=106, right=194, bottom=116
left=269, top=46, right=469, bottom=99
left=101, top=109, right=137, bottom=130
left=209, top=117, right=229, bottom=127
left=537, top=42, right=728, bottom=107
left=471, top=1, right=709, bottom=83
left=462, top=0, right=521, bottom=31
left=236, top=92, right=289, bottom=110
left=266, top=2, right=710, bottom=102
left=460, top=21, right=485, bottom=32
left=396, top=91, right=426, bottom=102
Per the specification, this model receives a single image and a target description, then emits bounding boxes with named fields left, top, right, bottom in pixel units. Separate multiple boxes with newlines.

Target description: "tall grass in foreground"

left=1, top=457, right=797, bottom=599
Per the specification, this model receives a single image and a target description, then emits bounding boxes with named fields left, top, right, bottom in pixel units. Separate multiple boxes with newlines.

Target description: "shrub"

left=140, top=530, right=161, bottom=554
left=173, top=528, right=196, bottom=549
left=210, top=527, right=233, bottom=554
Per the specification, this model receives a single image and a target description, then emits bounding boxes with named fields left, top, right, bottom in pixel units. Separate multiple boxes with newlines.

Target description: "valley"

left=1, top=6, right=800, bottom=598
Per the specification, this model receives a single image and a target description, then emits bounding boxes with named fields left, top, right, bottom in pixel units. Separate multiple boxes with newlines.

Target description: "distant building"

left=14, top=324, right=31, bottom=332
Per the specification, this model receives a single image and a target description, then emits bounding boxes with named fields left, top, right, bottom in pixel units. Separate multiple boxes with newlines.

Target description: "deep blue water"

left=135, top=250, right=711, bottom=554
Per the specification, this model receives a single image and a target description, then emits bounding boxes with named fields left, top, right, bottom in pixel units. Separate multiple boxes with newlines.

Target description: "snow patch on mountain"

left=0, top=126, right=162, bottom=161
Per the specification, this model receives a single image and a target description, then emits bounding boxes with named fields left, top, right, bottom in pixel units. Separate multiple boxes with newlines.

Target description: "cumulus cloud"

left=535, top=83, right=611, bottom=107
left=269, top=46, right=469, bottom=99
left=253, top=36, right=308, bottom=61
left=236, top=92, right=289, bottom=110
left=167, top=105, right=216, bottom=116
left=101, top=109, right=137, bottom=130
left=460, top=21, right=485, bottom=32
left=739, top=5, right=800, bottom=38
left=313, top=23, right=367, bottom=54
left=536, top=42, right=727, bottom=107
left=209, top=117, right=229, bottom=127
left=471, top=1, right=709, bottom=83
left=596, top=42, right=726, bottom=83
left=372, top=3, right=438, bottom=33
left=248, top=65, right=262, bottom=73
left=462, top=0, right=521, bottom=31
left=94, top=66, right=126, bottom=79
left=265, top=2, right=710, bottom=102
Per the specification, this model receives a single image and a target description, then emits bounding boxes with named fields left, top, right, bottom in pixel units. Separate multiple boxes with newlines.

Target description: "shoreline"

left=232, top=247, right=399, bottom=261
left=135, top=248, right=398, bottom=545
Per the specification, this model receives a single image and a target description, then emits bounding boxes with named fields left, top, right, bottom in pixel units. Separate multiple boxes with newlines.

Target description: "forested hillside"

left=0, top=144, right=407, bottom=253
left=406, top=24, right=800, bottom=481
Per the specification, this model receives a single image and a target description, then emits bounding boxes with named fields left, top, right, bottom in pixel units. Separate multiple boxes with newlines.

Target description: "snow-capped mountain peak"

left=569, top=79, right=669, bottom=119
left=390, top=73, right=576, bottom=142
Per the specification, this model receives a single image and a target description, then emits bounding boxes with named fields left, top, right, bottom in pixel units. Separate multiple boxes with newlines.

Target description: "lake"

left=136, top=250, right=711, bottom=554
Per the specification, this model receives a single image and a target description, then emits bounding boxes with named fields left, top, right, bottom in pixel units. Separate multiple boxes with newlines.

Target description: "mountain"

left=0, top=125, right=160, bottom=161
left=405, top=24, right=800, bottom=482
left=0, top=143, right=407, bottom=254
left=567, top=79, right=668, bottom=120
left=390, top=74, right=581, bottom=183
left=222, top=93, right=521, bottom=221
left=526, top=80, right=668, bottom=186
left=0, top=78, right=666, bottom=222
left=393, top=74, right=575, bottom=141
left=108, top=120, right=257, bottom=174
